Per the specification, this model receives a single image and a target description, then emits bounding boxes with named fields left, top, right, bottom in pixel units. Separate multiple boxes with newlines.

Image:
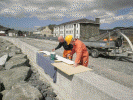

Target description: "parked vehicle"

left=84, top=39, right=122, bottom=58
left=83, top=30, right=133, bottom=58
left=0, top=33, right=6, bottom=36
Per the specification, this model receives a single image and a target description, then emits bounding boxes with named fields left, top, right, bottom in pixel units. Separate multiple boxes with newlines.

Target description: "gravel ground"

left=19, top=37, right=133, bottom=89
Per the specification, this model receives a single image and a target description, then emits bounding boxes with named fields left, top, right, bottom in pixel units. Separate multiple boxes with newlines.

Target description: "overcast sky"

left=0, top=0, right=133, bottom=31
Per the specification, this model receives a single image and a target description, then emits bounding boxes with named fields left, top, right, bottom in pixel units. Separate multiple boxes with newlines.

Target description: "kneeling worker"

left=65, top=35, right=89, bottom=67
left=52, top=36, right=73, bottom=60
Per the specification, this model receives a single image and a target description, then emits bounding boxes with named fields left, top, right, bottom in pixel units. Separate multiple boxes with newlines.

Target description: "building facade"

left=0, top=31, right=6, bottom=36
left=53, top=18, right=100, bottom=39
left=40, top=26, right=53, bottom=37
left=8, top=30, right=18, bottom=37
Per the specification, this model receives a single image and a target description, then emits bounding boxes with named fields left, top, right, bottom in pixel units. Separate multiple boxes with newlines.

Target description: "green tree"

left=48, top=24, right=56, bottom=34
left=18, top=30, right=23, bottom=36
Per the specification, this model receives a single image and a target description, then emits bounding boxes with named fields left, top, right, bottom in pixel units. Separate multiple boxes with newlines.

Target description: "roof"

left=38, top=24, right=56, bottom=31
left=8, top=29, right=18, bottom=33
left=58, top=18, right=97, bottom=26
left=37, top=27, right=46, bottom=31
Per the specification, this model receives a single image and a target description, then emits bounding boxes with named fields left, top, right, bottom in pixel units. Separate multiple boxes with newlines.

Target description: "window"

left=60, top=26, right=63, bottom=29
left=72, top=30, right=73, bottom=33
left=55, top=27, right=58, bottom=30
left=70, top=31, right=71, bottom=34
left=77, top=24, right=78, bottom=28
left=77, top=30, right=78, bottom=34
left=60, top=31, right=63, bottom=34
left=66, top=25, right=68, bottom=29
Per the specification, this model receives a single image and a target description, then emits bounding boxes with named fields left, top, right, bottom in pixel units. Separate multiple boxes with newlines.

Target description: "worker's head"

left=58, top=36, right=64, bottom=42
left=65, top=35, right=74, bottom=45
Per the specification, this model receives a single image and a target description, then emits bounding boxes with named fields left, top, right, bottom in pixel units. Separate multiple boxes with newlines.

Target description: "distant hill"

left=0, top=25, right=5, bottom=29
left=113, top=27, right=125, bottom=30
left=0, top=25, right=10, bottom=30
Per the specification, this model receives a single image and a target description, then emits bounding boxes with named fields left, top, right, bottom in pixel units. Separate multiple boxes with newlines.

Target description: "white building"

left=33, top=26, right=41, bottom=35
left=0, top=31, right=5, bottom=34
left=53, top=18, right=100, bottom=39
left=53, top=23, right=80, bottom=38
left=8, top=30, right=18, bottom=37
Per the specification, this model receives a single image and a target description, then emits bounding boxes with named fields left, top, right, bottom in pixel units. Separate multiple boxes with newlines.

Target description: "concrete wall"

left=0, top=36, right=132, bottom=100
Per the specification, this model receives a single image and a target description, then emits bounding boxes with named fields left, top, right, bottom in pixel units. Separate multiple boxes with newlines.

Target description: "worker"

left=65, top=35, right=89, bottom=67
left=52, top=36, right=73, bottom=60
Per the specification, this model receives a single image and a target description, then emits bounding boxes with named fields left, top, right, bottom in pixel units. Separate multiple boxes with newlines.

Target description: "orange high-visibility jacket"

left=70, top=39, right=89, bottom=64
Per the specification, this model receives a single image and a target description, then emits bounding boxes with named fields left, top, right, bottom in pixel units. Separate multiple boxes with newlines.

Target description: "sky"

left=0, top=0, right=133, bottom=31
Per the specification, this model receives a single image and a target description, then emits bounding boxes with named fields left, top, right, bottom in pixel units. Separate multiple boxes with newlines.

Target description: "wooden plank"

left=51, top=62, right=92, bottom=75
left=43, top=55, right=49, bottom=57
left=54, top=60, right=62, bottom=63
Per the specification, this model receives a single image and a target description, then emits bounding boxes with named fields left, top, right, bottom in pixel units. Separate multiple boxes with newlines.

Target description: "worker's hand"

left=73, top=63, right=78, bottom=67
left=52, top=49, right=55, bottom=51
left=67, top=54, right=71, bottom=58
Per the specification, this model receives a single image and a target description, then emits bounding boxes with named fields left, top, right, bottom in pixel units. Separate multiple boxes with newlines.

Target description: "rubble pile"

left=0, top=38, right=58, bottom=100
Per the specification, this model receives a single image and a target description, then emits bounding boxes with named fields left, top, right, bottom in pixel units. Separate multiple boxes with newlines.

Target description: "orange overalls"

left=70, top=39, right=89, bottom=67
left=55, top=41, right=73, bottom=60
left=63, top=50, right=72, bottom=60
